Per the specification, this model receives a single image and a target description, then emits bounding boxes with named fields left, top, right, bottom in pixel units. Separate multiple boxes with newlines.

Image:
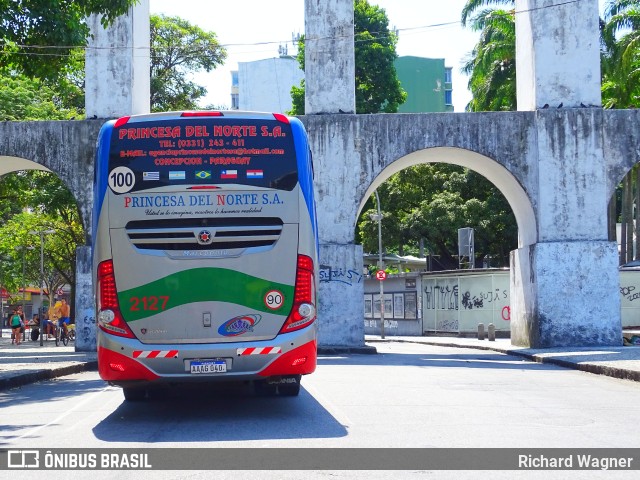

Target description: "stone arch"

left=355, top=147, right=537, bottom=248
left=0, top=121, right=103, bottom=244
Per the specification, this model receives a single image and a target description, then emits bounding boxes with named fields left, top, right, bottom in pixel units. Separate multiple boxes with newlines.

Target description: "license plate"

left=190, top=360, right=227, bottom=374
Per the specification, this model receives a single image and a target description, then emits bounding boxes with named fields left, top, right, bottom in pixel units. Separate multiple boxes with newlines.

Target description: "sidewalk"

left=365, top=331, right=640, bottom=382
left=0, top=328, right=97, bottom=391
left=1, top=327, right=640, bottom=392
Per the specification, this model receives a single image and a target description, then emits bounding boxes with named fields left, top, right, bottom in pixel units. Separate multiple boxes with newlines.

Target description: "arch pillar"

left=510, top=110, right=621, bottom=347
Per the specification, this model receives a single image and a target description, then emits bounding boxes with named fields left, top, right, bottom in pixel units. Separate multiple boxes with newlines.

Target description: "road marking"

left=16, top=383, right=111, bottom=440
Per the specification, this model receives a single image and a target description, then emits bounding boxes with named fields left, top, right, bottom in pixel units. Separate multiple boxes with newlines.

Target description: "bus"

left=92, top=111, right=318, bottom=401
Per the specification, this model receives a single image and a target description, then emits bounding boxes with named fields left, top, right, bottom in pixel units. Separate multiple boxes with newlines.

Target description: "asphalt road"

left=2, top=342, right=639, bottom=479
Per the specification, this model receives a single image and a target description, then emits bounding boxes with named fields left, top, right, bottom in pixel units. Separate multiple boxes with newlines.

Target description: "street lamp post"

left=370, top=190, right=385, bottom=339
left=16, top=245, right=35, bottom=342
left=29, top=229, right=55, bottom=346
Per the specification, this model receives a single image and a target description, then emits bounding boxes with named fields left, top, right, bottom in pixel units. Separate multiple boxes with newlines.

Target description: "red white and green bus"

left=93, top=111, right=318, bottom=400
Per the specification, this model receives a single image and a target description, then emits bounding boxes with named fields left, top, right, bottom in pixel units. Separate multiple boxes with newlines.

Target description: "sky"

left=150, top=1, right=610, bottom=113
left=150, top=0, right=480, bottom=112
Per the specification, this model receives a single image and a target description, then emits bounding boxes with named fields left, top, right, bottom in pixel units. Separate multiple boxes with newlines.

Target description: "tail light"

left=97, top=260, right=136, bottom=339
left=279, top=255, right=316, bottom=333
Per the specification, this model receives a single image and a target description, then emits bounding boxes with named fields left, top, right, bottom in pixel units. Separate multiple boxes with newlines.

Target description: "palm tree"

left=462, top=6, right=516, bottom=111
left=601, top=1, right=640, bottom=108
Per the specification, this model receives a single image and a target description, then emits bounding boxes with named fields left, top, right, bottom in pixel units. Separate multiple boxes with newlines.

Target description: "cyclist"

left=56, top=299, right=71, bottom=339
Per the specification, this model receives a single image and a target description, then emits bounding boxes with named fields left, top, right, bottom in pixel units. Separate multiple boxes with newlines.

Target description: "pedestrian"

left=41, top=313, right=55, bottom=338
left=10, top=308, right=22, bottom=345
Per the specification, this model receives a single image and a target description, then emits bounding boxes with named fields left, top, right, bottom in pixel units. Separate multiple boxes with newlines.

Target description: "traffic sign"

left=376, top=270, right=387, bottom=281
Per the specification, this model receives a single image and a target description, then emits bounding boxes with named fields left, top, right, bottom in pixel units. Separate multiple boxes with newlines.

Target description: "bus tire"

left=254, top=380, right=277, bottom=397
left=278, top=383, right=301, bottom=396
left=123, top=387, right=147, bottom=401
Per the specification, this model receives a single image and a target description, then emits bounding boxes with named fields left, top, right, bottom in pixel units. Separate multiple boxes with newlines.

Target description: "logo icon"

left=197, top=230, right=213, bottom=245
left=195, top=170, right=211, bottom=179
left=8, top=450, right=39, bottom=468
left=218, top=314, right=262, bottom=336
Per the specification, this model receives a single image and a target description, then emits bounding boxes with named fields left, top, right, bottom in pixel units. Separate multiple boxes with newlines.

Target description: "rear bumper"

left=98, top=326, right=317, bottom=386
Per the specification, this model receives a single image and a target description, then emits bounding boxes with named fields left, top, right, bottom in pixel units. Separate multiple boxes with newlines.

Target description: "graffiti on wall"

left=424, top=284, right=458, bottom=310
left=319, top=265, right=363, bottom=286
left=364, top=319, right=399, bottom=329
left=621, top=285, right=640, bottom=302
left=436, top=318, right=459, bottom=332
left=461, top=288, right=508, bottom=310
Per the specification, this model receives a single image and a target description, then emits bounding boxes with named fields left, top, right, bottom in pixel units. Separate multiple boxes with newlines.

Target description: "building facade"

left=231, top=56, right=304, bottom=113
left=231, top=55, right=453, bottom=113
left=394, top=56, right=453, bottom=113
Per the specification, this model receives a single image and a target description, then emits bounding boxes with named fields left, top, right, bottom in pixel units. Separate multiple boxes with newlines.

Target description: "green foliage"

left=357, top=164, right=517, bottom=270
left=461, top=2, right=515, bottom=111
left=289, top=0, right=406, bottom=114
left=0, top=172, right=84, bottom=303
left=150, top=14, right=227, bottom=111
left=0, top=70, right=81, bottom=120
left=0, top=0, right=138, bottom=82
left=602, top=1, right=640, bottom=108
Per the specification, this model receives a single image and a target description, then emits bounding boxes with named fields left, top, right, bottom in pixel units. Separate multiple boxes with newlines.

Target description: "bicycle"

left=67, top=323, right=76, bottom=342
left=54, top=323, right=69, bottom=347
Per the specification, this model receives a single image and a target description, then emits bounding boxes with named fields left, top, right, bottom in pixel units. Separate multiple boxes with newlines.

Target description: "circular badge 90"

left=264, top=290, right=284, bottom=310
left=108, top=166, right=135, bottom=194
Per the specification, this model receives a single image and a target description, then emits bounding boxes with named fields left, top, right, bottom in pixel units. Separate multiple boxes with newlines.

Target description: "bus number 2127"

left=130, top=296, right=170, bottom=311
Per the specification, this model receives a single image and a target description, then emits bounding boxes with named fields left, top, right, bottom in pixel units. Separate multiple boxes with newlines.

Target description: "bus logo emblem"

left=197, top=230, right=213, bottom=245
left=218, top=314, right=262, bottom=336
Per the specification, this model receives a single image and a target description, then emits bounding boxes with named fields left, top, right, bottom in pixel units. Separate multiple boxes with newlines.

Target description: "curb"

left=318, top=345, right=378, bottom=355
left=367, top=338, right=640, bottom=383
left=0, top=361, right=98, bottom=391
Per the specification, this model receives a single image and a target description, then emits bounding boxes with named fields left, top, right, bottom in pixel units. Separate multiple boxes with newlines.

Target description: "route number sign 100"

left=109, top=166, right=135, bottom=193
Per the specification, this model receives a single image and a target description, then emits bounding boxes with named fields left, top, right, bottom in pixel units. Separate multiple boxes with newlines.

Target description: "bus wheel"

left=278, top=383, right=301, bottom=396
left=123, top=387, right=147, bottom=401
left=254, top=380, right=277, bottom=397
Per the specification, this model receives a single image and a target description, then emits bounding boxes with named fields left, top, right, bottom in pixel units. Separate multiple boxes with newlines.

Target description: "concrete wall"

left=364, top=274, right=422, bottom=336
left=85, top=0, right=150, bottom=118
left=304, top=0, right=355, bottom=114
left=318, top=244, right=365, bottom=346
left=516, top=0, right=601, bottom=110
left=0, top=120, right=103, bottom=241
left=74, top=247, right=96, bottom=352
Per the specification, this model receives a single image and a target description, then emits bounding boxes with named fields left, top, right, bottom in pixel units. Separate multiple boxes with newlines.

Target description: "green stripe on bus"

left=118, top=267, right=294, bottom=322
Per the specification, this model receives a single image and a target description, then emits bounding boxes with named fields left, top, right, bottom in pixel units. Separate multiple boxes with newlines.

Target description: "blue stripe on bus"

left=92, top=120, right=115, bottom=247
left=290, top=117, right=318, bottom=250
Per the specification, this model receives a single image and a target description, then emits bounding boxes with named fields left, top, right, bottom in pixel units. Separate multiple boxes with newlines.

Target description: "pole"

left=374, top=190, right=385, bottom=339
left=39, top=234, right=44, bottom=346
left=29, top=229, right=55, bottom=347
left=21, top=248, right=26, bottom=342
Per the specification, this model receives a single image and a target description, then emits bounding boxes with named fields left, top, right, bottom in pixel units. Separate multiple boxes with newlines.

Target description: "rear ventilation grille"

left=125, top=217, right=283, bottom=251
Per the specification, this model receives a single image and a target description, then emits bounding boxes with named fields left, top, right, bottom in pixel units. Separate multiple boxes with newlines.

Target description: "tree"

left=0, top=70, right=81, bottom=121
left=290, top=0, right=406, bottom=114
left=601, top=2, right=640, bottom=263
left=0, top=172, right=85, bottom=316
left=356, top=164, right=517, bottom=270
left=601, top=1, right=640, bottom=109
left=0, top=0, right=138, bottom=82
left=462, top=7, right=516, bottom=111
left=150, top=14, right=227, bottom=111
left=461, top=1, right=515, bottom=111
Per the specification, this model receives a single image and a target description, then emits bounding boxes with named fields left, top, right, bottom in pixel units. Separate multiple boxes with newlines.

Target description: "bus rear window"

left=109, top=117, right=298, bottom=192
